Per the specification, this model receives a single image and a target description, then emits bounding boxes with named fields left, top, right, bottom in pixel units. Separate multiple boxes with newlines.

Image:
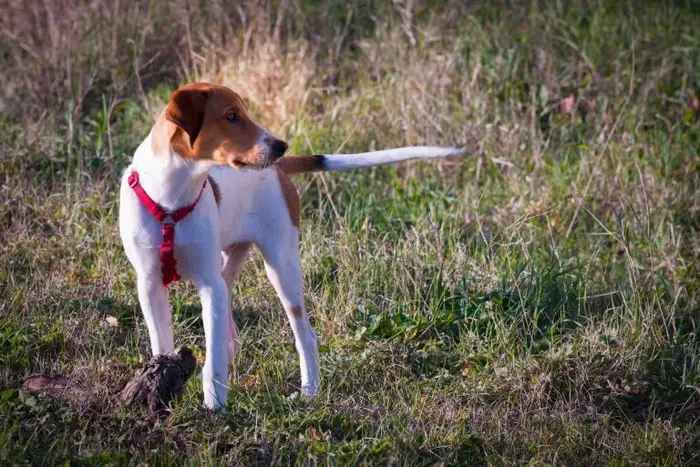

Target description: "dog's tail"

left=277, top=146, right=466, bottom=175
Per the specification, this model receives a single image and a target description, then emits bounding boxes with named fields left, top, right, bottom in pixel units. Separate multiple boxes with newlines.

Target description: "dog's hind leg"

left=258, top=235, right=320, bottom=397
left=221, top=242, right=252, bottom=364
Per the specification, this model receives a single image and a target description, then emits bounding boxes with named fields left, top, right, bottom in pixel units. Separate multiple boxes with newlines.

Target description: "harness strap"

left=128, top=170, right=207, bottom=287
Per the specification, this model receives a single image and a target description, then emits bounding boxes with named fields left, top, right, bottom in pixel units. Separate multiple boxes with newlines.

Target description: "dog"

left=119, top=82, right=464, bottom=409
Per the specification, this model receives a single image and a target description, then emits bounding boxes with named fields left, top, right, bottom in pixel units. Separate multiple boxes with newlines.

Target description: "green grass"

left=1, top=0, right=699, bottom=464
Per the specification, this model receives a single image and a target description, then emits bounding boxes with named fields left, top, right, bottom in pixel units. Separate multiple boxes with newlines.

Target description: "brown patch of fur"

left=163, top=82, right=273, bottom=168
left=169, top=127, right=195, bottom=159
left=207, top=175, right=221, bottom=206
left=165, top=83, right=211, bottom=146
left=274, top=166, right=300, bottom=228
left=277, top=155, right=326, bottom=174
left=150, top=111, right=179, bottom=156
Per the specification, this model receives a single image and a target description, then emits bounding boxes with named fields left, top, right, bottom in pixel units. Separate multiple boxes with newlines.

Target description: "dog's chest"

left=119, top=175, right=219, bottom=249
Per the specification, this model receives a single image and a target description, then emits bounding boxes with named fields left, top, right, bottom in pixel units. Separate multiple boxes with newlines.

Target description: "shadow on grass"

left=597, top=344, right=700, bottom=426
left=0, top=316, right=67, bottom=375
left=352, top=259, right=606, bottom=353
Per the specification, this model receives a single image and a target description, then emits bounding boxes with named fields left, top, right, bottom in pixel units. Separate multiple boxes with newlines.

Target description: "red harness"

left=128, top=170, right=207, bottom=287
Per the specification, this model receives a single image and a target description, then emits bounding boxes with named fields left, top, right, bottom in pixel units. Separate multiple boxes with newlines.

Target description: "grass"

left=1, top=0, right=699, bottom=464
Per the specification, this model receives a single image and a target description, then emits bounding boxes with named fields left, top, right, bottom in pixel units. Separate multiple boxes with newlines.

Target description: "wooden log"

left=118, top=347, right=197, bottom=417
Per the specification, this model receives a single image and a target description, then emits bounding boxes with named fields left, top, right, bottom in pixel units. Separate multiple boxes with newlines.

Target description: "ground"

left=0, top=1, right=698, bottom=464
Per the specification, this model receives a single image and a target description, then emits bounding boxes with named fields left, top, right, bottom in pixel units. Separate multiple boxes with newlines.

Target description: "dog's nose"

left=271, top=139, right=288, bottom=158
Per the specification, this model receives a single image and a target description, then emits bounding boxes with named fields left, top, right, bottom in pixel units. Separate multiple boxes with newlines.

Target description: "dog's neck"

left=131, top=113, right=215, bottom=211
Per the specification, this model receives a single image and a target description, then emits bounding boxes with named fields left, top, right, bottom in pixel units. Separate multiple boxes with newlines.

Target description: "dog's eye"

left=226, top=112, right=238, bottom=123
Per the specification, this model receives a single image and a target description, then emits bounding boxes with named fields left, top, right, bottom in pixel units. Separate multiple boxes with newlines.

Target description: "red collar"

left=128, top=170, right=207, bottom=287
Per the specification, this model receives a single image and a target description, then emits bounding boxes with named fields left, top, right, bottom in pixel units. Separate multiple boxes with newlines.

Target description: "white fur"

left=120, top=129, right=460, bottom=409
left=320, top=146, right=465, bottom=171
left=119, top=132, right=320, bottom=409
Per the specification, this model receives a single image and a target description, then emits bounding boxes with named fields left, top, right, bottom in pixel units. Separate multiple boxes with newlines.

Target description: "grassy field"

left=1, top=0, right=699, bottom=464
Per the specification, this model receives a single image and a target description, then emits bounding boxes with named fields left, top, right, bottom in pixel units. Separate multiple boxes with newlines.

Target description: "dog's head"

left=158, top=82, right=288, bottom=169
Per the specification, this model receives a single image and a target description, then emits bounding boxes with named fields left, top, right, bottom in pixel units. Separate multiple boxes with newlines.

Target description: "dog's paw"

left=287, top=389, right=316, bottom=402
left=203, top=389, right=227, bottom=410
left=300, top=384, right=319, bottom=398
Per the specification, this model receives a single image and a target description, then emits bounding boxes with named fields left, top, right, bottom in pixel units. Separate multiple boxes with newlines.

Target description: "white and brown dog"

left=119, top=82, right=464, bottom=409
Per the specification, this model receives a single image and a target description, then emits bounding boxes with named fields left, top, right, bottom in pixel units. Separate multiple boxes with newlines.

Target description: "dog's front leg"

left=196, top=274, right=230, bottom=409
left=137, top=276, right=174, bottom=356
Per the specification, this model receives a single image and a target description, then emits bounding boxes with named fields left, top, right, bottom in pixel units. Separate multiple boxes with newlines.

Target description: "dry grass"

left=1, top=0, right=699, bottom=464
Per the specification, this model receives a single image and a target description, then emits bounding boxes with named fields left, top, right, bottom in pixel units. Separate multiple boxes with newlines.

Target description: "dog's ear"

left=165, top=84, right=212, bottom=147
